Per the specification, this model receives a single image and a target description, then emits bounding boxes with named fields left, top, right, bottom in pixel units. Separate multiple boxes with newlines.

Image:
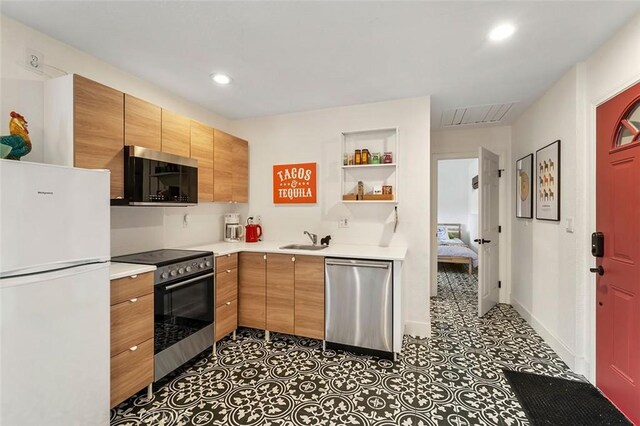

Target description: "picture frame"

left=535, top=140, right=561, bottom=221
left=516, top=153, right=533, bottom=219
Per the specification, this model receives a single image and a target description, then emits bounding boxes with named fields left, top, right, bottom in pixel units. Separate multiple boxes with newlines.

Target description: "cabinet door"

left=232, top=137, right=249, bottom=203
left=213, top=129, right=233, bottom=202
left=215, top=299, right=238, bottom=341
left=73, top=75, right=124, bottom=199
left=124, top=94, right=161, bottom=151
left=238, top=252, right=266, bottom=329
left=266, top=253, right=295, bottom=334
left=161, top=109, right=190, bottom=157
left=294, top=256, right=325, bottom=340
left=190, top=121, right=214, bottom=201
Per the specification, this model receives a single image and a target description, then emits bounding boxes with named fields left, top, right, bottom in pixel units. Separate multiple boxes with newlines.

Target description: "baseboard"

left=510, top=297, right=577, bottom=371
left=404, top=320, right=430, bottom=338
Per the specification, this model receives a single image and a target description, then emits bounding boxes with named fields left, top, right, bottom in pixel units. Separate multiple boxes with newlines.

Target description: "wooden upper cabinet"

left=294, top=256, right=325, bottom=340
left=124, top=95, right=161, bottom=151
left=232, top=137, right=249, bottom=203
left=161, top=110, right=190, bottom=157
left=190, top=121, right=214, bottom=202
left=266, top=253, right=295, bottom=335
left=238, top=252, right=266, bottom=329
left=213, top=129, right=233, bottom=202
left=73, top=75, right=124, bottom=199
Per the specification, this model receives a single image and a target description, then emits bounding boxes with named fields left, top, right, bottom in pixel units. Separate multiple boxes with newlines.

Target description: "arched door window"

left=616, top=100, right=640, bottom=147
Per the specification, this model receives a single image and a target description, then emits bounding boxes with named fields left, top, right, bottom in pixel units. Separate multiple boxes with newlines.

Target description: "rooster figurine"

left=1, top=111, right=32, bottom=160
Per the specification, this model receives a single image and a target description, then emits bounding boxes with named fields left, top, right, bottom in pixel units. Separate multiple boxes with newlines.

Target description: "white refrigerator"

left=0, top=160, right=110, bottom=426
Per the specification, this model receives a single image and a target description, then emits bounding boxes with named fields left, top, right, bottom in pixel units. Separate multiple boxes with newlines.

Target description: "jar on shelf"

left=383, top=152, right=393, bottom=164
left=362, top=149, right=370, bottom=164
left=354, top=149, right=362, bottom=165
left=343, top=153, right=348, bottom=166
left=371, top=152, right=381, bottom=164
left=348, top=154, right=354, bottom=165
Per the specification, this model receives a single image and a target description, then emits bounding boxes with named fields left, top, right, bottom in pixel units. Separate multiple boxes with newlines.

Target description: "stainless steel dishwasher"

left=325, top=258, right=393, bottom=353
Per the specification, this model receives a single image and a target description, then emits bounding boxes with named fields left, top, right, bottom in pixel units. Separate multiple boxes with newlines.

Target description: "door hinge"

left=498, top=281, right=502, bottom=289
left=498, top=226, right=502, bottom=233
left=498, top=169, right=505, bottom=177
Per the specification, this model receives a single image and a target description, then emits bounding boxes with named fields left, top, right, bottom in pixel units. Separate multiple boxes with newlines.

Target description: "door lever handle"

left=590, top=266, right=605, bottom=276
left=473, top=239, right=491, bottom=244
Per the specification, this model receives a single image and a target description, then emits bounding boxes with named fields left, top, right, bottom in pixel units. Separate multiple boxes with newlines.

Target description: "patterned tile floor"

left=111, top=264, right=583, bottom=425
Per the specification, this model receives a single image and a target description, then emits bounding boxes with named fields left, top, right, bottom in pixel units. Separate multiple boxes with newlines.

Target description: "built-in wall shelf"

left=341, top=127, right=399, bottom=203
left=341, top=163, right=397, bottom=169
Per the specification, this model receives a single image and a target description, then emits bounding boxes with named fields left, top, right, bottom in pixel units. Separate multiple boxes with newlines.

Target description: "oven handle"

left=164, top=272, right=215, bottom=291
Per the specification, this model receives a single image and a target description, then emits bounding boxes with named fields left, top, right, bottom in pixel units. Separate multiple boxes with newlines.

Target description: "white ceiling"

left=3, top=1, right=640, bottom=128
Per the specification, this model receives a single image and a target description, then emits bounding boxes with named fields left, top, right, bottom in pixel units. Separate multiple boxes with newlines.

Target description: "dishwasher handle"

left=325, top=259, right=390, bottom=269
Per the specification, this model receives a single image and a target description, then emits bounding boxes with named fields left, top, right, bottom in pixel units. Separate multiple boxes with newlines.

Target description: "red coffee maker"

left=245, top=217, right=262, bottom=243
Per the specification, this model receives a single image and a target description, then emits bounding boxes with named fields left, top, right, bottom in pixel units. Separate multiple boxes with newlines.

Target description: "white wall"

left=510, top=66, right=579, bottom=370
left=509, top=13, right=640, bottom=380
left=231, top=97, right=432, bottom=337
left=430, top=126, right=511, bottom=301
left=1, top=15, right=248, bottom=255
left=437, top=158, right=478, bottom=248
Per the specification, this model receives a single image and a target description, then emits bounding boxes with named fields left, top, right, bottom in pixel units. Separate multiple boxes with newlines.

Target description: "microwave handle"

left=164, top=272, right=214, bottom=291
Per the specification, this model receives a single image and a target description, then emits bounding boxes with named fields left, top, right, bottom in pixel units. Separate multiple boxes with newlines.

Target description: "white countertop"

left=109, top=262, right=156, bottom=280
left=180, top=241, right=407, bottom=261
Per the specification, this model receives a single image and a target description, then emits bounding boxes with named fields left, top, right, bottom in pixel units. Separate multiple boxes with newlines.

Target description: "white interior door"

left=477, top=147, right=500, bottom=316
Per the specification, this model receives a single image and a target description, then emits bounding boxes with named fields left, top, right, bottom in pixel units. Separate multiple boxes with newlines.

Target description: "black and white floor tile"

left=111, top=264, right=583, bottom=425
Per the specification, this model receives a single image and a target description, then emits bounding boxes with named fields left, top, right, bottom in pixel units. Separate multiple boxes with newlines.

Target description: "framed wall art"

left=516, top=153, right=533, bottom=219
left=535, top=140, right=560, bottom=221
left=273, top=162, right=317, bottom=204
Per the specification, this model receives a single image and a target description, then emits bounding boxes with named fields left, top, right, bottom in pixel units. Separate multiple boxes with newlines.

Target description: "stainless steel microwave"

left=120, top=146, right=198, bottom=206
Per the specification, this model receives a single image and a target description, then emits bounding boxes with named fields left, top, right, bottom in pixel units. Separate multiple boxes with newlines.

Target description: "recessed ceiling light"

left=211, top=73, right=232, bottom=85
left=488, top=23, right=515, bottom=42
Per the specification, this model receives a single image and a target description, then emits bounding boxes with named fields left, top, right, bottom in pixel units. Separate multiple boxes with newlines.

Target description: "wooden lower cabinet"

left=110, top=272, right=154, bottom=408
left=215, top=254, right=238, bottom=341
left=294, top=256, right=325, bottom=339
left=238, top=252, right=267, bottom=329
left=266, top=254, right=295, bottom=334
left=216, top=300, right=238, bottom=340
left=236, top=252, right=325, bottom=340
left=110, top=338, right=154, bottom=408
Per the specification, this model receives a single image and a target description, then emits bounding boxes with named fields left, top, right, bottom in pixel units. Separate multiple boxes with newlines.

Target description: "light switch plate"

left=338, top=217, right=349, bottom=228
left=566, top=217, right=574, bottom=233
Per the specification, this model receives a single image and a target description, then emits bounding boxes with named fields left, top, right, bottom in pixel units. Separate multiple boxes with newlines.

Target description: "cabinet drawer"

left=111, top=272, right=153, bottom=305
left=216, top=268, right=237, bottom=307
left=111, top=294, right=154, bottom=357
left=110, top=338, right=153, bottom=408
left=216, top=253, right=238, bottom=272
left=215, top=299, right=237, bottom=341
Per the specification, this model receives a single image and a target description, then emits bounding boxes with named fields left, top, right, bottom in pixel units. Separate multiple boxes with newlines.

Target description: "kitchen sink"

left=279, top=244, right=328, bottom=251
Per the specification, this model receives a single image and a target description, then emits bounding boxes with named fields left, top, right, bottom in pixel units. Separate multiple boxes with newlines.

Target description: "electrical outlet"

left=338, top=217, right=349, bottom=228
left=25, top=49, right=44, bottom=73
left=255, top=215, right=262, bottom=224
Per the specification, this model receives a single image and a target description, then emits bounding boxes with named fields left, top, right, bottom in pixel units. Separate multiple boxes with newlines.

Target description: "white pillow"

left=437, top=226, right=449, bottom=241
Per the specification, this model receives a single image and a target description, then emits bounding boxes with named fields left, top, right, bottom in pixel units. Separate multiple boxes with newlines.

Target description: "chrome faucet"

left=304, top=231, right=318, bottom=245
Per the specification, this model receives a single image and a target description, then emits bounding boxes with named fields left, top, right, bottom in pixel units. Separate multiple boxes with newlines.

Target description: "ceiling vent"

left=441, top=102, right=516, bottom=127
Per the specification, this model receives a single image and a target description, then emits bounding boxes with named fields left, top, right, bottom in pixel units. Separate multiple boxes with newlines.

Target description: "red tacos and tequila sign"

left=273, top=162, right=317, bottom=204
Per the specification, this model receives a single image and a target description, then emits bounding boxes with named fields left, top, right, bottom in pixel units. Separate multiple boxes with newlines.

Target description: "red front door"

left=596, top=80, right=640, bottom=424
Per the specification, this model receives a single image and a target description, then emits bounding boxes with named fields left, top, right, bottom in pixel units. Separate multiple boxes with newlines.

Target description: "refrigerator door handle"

left=1, top=259, right=109, bottom=279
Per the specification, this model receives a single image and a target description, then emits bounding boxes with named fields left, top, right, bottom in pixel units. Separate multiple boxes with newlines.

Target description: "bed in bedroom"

left=437, top=223, right=478, bottom=275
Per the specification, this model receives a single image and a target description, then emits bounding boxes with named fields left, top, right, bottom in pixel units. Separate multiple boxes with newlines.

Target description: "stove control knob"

left=178, top=267, right=185, bottom=275
left=199, top=263, right=205, bottom=269
left=170, top=270, right=177, bottom=277
left=161, top=272, right=169, bottom=279
left=186, top=266, right=192, bottom=272
left=206, top=261, right=212, bottom=267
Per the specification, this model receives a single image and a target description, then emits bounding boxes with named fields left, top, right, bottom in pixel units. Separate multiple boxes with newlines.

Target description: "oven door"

left=154, top=271, right=214, bottom=380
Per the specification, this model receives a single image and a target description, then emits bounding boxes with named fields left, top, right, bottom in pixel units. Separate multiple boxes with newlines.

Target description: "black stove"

left=112, top=249, right=212, bottom=267
left=112, top=249, right=214, bottom=285
left=112, top=249, right=215, bottom=382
